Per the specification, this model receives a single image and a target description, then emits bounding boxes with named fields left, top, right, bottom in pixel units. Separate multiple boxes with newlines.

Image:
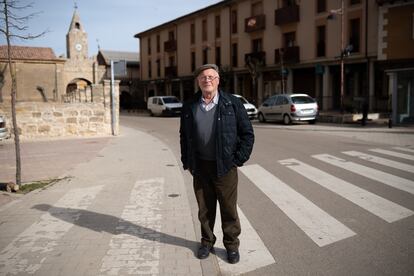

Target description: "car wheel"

left=283, top=114, right=291, bottom=125
left=308, top=119, right=316, bottom=124
left=258, top=113, right=266, bottom=123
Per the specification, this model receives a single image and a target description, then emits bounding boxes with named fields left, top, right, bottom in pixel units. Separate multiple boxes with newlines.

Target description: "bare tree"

left=0, top=0, right=46, bottom=186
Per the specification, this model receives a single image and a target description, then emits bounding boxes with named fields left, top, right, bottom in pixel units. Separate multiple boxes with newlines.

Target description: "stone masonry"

left=0, top=80, right=119, bottom=139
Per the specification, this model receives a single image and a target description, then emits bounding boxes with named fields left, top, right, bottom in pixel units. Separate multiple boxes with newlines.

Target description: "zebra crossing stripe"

left=392, top=147, right=414, bottom=154
left=100, top=178, right=164, bottom=275
left=369, top=148, right=414, bottom=161
left=214, top=205, right=276, bottom=275
left=240, top=164, right=356, bottom=247
left=0, top=185, right=103, bottom=275
left=313, top=154, right=414, bottom=195
left=343, top=150, right=414, bottom=173
left=280, top=159, right=414, bottom=223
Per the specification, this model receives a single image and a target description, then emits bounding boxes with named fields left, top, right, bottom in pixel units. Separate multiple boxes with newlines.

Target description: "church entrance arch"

left=65, top=78, right=92, bottom=102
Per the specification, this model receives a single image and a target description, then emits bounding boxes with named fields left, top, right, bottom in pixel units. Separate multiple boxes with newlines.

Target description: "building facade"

left=135, top=0, right=413, bottom=122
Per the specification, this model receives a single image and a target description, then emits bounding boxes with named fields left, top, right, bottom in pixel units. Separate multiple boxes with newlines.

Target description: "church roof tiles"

left=0, top=45, right=59, bottom=61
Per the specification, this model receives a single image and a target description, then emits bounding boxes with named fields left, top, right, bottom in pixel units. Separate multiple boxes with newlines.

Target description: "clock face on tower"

left=75, top=43, right=82, bottom=51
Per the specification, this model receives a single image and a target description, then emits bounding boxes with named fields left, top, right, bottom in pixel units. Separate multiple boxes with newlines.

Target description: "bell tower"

left=66, top=7, right=88, bottom=60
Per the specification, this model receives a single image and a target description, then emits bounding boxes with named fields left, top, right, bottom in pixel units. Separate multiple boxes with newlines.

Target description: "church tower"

left=66, top=8, right=88, bottom=60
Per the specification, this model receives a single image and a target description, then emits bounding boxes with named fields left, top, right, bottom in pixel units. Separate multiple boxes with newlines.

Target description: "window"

left=317, top=25, right=326, bottom=57
left=349, top=18, right=360, bottom=52
left=191, top=23, right=195, bottom=44
left=231, top=10, right=238, bottom=34
left=148, top=60, right=152, bottom=78
left=317, top=0, right=326, bottom=13
left=252, top=2, right=263, bottom=16
left=215, top=46, right=221, bottom=66
left=156, top=59, right=160, bottom=77
left=169, top=56, right=175, bottom=67
left=147, top=37, right=151, bottom=55
left=215, top=15, right=221, bottom=38
left=252, top=38, right=263, bottom=52
left=168, top=31, right=175, bottom=41
left=282, top=0, right=295, bottom=8
left=191, top=52, right=196, bottom=72
left=203, top=48, right=208, bottom=64
left=156, top=35, right=160, bottom=53
left=232, top=43, right=238, bottom=67
left=202, top=19, right=207, bottom=41
left=283, top=32, right=295, bottom=48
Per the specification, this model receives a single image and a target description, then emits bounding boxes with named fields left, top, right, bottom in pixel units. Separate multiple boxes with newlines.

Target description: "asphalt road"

left=121, top=114, right=414, bottom=276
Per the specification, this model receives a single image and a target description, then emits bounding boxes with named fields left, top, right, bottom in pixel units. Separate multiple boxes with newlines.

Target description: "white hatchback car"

left=233, top=94, right=258, bottom=120
left=258, top=93, right=318, bottom=124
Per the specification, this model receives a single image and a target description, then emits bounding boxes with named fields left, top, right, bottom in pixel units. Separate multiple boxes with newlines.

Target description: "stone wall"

left=0, top=80, right=119, bottom=139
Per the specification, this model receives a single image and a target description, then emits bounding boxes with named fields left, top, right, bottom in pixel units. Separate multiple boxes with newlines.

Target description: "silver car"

left=233, top=94, right=258, bottom=120
left=0, top=115, right=8, bottom=140
left=258, top=93, right=318, bottom=125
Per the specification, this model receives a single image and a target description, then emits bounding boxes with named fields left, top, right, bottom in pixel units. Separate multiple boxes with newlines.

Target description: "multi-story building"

left=135, top=0, right=413, bottom=122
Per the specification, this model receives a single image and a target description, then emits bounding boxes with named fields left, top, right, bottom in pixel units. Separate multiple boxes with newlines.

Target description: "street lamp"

left=329, top=0, right=345, bottom=113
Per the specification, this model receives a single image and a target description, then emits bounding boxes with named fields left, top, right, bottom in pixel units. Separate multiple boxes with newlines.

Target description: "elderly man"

left=180, top=64, right=254, bottom=264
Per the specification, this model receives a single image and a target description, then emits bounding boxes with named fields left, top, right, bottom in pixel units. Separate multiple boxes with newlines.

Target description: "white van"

left=147, top=96, right=183, bottom=116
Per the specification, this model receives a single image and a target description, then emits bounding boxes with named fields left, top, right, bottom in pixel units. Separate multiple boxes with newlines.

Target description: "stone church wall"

left=0, top=80, right=119, bottom=139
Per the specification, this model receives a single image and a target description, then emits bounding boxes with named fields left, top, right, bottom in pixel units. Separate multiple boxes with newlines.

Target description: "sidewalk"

left=0, top=126, right=203, bottom=275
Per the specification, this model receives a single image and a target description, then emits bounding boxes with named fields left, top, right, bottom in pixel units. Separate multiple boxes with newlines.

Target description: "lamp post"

left=329, top=0, right=345, bottom=113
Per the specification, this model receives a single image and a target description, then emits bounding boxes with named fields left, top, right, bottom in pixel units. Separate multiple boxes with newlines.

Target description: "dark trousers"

left=193, top=159, right=240, bottom=251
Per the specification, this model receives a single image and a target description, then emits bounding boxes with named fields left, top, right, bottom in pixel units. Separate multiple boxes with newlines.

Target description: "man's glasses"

left=198, top=76, right=219, bottom=82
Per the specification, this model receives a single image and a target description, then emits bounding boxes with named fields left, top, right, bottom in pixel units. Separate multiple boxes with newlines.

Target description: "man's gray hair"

left=193, top=64, right=219, bottom=77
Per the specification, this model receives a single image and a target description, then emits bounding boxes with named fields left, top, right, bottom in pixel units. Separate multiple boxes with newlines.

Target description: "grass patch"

left=18, top=178, right=66, bottom=194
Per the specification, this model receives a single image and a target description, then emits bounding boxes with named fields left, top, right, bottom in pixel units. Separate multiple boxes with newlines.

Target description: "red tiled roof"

left=0, top=45, right=57, bottom=60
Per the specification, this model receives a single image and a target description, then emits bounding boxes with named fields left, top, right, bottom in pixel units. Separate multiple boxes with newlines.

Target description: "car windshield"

left=237, top=96, right=248, bottom=104
left=162, top=97, right=180, bottom=104
left=291, top=96, right=315, bottom=104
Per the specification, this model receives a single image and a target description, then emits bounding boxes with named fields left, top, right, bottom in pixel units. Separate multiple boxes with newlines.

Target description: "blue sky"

left=1, top=0, right=222, bottom=57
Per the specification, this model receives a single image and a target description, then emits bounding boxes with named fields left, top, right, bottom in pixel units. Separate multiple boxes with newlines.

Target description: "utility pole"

left=340, top=0, right=345, bottom=113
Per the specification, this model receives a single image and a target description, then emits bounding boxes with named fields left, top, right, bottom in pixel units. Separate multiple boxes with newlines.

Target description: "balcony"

left=275, top=5, right=299, bottom=25
left=164, top=66, right=177, bottom=78
left=274, top=46, right=300, bottom=64
left=245, top=51, right=266, bottom=65
left=164, top=40, right=177, bottom=52
left=244, top=14, right=266, bottom=33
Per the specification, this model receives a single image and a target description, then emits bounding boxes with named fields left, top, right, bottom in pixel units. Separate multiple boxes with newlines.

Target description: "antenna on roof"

left=96, top=39, right=101, bottom=50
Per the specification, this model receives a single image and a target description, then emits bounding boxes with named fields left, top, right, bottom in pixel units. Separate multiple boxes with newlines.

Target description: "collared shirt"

left=200, top=92, right=219, bottom=112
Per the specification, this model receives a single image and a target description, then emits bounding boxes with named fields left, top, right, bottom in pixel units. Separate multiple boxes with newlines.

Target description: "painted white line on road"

left=313, top=154, right=414, bottom=195
left=369, top=148, right=414, bottom=161
left=214, top=205, right=276, bottom=275
left=0, top=185, right=103, bottom=275
left=280, top=159, right=414, bottom=223
left=343, top=151, right=414, bottom=173
left=240, top=164, right=356, bottom=247
left=392, top=147, right=414, bottom=154
left=100, top=178, right=164, bottom=276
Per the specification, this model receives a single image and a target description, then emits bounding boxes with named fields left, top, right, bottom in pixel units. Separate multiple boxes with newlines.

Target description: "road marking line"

left=313, top=154, right=414, bottom=195
left=280, top=159, right=414, bottom=223
left=0, top=185, right=103, bottom=275
left=240, top=164, right=356, bottom=247
left=100, top=178, right=164, bottom=276
left=214, top=205, right=276, bottom=275
left=392, top=147, right=414, bottom=154
left=343, top=150, right=414, bottom=173
left=369, top=148, right=414, bottom=161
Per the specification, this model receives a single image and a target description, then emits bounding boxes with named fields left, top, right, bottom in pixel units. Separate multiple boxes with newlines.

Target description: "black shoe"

left=227, top=250, right=240, bottom=264
left=197, top=245, right=211, bottom=259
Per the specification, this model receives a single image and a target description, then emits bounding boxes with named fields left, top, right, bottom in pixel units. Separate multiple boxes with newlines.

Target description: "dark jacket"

left=180, top=90, right=254, bottom=177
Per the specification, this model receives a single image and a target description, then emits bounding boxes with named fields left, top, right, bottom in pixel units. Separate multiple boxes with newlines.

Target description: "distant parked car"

left=0, top=115, right=8, bottom=140
left=258, top=93, right=318, bottom=125
left=233, top=94, right=258, bottom=120
left=147, top=96, right=183, bottom=116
